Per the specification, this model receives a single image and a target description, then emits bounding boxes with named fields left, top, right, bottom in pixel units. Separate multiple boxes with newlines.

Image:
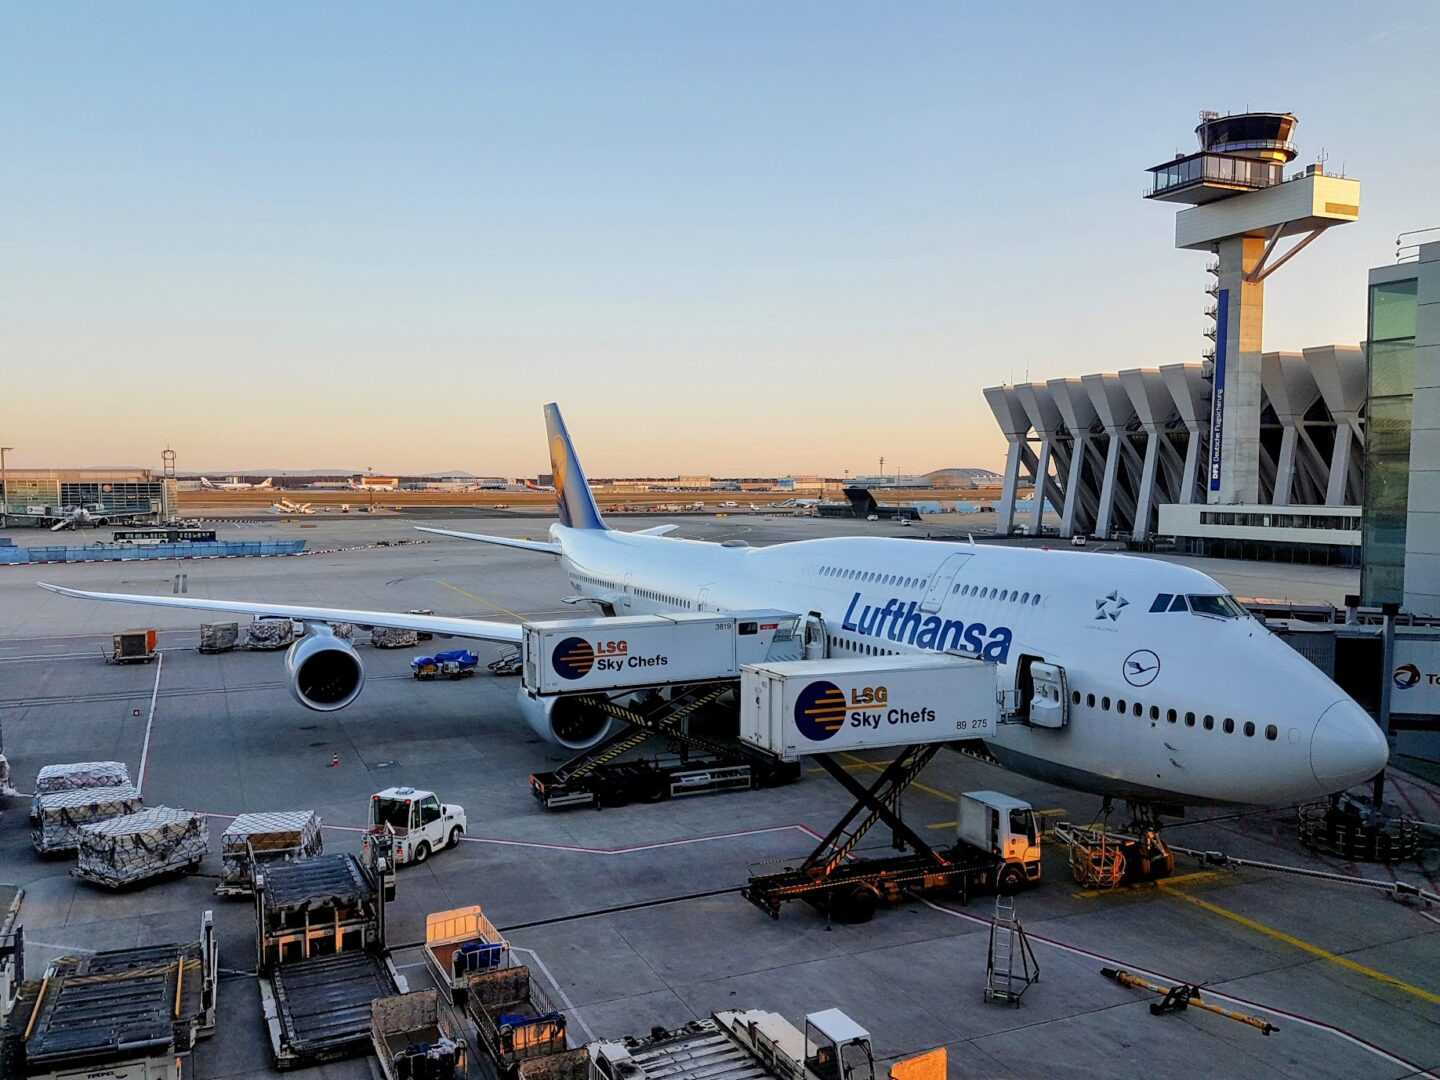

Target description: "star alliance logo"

left=1095, top=591, right=1129, bottom=621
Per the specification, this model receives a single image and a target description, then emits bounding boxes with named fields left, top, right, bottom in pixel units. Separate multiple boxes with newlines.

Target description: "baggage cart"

left=73, top=807, right=210, bottom=888
left=424, top=905, right=508, bottom=1002
left=111, top=628, right=157, bottom=663
left=31, top=784, right=143, bottom=854
left=217, top=810, right=323, bottom=896
left=467, top=965, right=568, bottom=1075
left=371, top=988, right=468, bottom=1080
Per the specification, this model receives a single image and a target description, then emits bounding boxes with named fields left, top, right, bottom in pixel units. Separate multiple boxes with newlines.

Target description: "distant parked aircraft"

left=201, top=477, right=273, bottom=491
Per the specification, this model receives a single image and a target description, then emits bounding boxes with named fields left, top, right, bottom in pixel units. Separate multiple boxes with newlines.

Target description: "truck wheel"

left=998, top=864, right=1025, bottom=895
left=412, top=841, right=431, bottom=864
left=449, top=827, right=462, bottom=849
left=834, top=884, right=880, bottom=924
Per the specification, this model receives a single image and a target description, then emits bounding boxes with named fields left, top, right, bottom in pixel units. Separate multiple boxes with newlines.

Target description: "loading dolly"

left=530, top=684, right=801, bottom=809
left=742, top=745, right=1027, bottom=924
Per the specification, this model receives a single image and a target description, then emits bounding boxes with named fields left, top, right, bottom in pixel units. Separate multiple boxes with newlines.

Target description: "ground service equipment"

left=424, top=905, right=508, bottom=1003
left=110, top=628, right=157, bottom=663
left=31, top=761, right=130, bottom=818
left=31, top=785, right=143, bottom=854
left=371, top=989, right=469, bottom=1080
left=1, top=912, right=217, bottom=1080
left=217, top=810, right=324, bottom=896
left=255, top=843, right=404, bottom=1069
left=0, top=887, right=21, bottom=1023
left=525, top=612, right=804, bottom=809
left=365, top=788, right=466, bottom=866
left=589, top=1008, right=876, bottom=1080
left=523, top=612, right=801, bottom=697
left=1101, top=968, right=1277, bottom=1035
left=73, top=807, right=209, bottom=888
left=738, top=655, right=997, bottom=762
left=467, top=965, right=568, bottom=1075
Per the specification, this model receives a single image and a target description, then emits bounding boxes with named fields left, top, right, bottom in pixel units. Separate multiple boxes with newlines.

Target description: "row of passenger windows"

left=826, top=632, right=899, bottom=658
left=953, top=583, right=1043, bottom=605
left=820, top=565, right=927, bottom=590
left=635, top=586, right=692, bottom=608
left=1071, top=689, right=1277, bottom=740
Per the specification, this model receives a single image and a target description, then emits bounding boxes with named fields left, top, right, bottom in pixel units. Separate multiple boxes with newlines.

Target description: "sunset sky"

left=3, top=3, right=1436, bottom=476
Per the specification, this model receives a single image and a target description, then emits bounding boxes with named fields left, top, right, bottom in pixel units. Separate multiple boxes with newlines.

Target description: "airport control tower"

left=1147, top=112, right=1360, bottom=504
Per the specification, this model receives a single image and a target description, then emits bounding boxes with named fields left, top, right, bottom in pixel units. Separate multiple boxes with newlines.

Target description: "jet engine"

left=285, top=629, right=365, bottom=712
left=516, top=688, right=613, bottom=750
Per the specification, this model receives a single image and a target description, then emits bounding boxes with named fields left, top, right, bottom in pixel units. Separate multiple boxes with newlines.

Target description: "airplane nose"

left=1311, top=700, right=1389, bottom=790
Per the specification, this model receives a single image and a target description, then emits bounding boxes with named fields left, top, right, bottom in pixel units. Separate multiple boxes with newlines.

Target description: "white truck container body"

left=739, top=655, right=998, bottom=762
left=523, top=611, right=800, bottom=697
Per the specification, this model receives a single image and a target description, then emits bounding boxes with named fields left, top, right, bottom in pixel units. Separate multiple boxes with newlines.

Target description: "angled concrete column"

left=1015, top=382, right=1063, bottom=537
left=1121, top=368, right=1183, bottom=540
left=1160, top=364, right=1209, bottom=505
left=1083, top=373, right=1140, bottom=539
left=1305, top=345, right=1367, bottom=505
left=1048, top=377, right=1102, bottom=538
left=984, top=385, right=1032, bottom=536
left=1261, top=351, right=1320, bottom=506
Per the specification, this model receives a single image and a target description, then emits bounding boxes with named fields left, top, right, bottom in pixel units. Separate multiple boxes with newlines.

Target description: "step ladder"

left=984, top=895, right=1039, bottom=1006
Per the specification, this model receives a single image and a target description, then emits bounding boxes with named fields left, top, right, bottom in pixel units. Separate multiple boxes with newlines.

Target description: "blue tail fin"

left=545, top=404, right=607, bottom=530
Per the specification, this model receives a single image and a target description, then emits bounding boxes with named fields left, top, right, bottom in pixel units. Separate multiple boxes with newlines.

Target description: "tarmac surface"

left=0, top=513, right=1436, bottom=1079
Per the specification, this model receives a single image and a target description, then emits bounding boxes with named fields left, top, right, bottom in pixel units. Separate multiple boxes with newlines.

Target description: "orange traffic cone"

left=328, top=753, right=340, bottom=768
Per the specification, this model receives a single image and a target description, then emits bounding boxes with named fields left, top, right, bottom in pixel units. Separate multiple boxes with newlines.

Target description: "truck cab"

left=956, top=791, right=1041, bottom=892
left=367, top=787, right=466, bottom=865
left=805, top=1009, right=875, bottom=1080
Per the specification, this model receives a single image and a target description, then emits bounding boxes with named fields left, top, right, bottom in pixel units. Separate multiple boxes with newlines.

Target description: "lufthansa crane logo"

left=794, top=680, right=847, bottom=742
left=1123, top=649, right=1161, bottom=687
left=551, top=636, right=596, bottom=680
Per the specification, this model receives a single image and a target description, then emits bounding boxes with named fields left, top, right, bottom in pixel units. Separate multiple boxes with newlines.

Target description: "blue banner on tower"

left=1208, top=289, right=1229, bottom=492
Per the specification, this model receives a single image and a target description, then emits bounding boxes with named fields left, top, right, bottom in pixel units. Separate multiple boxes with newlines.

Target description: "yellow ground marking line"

left=1158, top=880, right=1440, bottom=1007
left=1072, top=869, right=1227, bottom=900
left=436, top=579, right=526, bottom=622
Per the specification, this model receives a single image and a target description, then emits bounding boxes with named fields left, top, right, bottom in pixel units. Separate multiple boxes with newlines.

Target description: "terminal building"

left=0, top=467, right=176, bottom=526
left=986, top=111, right=1372, bottom=566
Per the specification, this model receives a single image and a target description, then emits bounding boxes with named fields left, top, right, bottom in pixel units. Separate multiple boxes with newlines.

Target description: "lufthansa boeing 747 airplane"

left=41, top=404, right=1388, bottom=814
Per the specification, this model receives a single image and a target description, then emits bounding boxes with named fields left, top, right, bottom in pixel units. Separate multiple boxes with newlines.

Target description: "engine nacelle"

left=516, top=689, right=613, bottom=751
left=285, top=629, right=365, bottom=712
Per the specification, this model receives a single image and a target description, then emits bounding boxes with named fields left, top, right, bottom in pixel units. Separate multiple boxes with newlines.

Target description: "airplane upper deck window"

left=1188, top=594, right=1248, bottom=619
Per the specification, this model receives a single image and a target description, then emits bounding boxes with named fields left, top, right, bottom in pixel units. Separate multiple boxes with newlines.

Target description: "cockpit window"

left=1187, top=594, right=1247, bottom=619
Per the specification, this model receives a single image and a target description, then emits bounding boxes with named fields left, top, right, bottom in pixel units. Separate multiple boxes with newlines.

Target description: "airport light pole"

left=0, top=447, right=11, bottom=529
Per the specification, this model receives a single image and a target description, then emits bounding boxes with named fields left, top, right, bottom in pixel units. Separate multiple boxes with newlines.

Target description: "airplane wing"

left=37, top=583, right=523, bottom=643
left=632, top=524, right=678, bottom=536
left=413, top=527, right=561, bottom=554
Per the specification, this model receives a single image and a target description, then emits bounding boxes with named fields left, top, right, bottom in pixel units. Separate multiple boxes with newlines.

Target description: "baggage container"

left=74, top=806, right=210, bottom=888
left=739, top=655, right=998, bottom=762
left=371, top=988, right=468, bottom=1080
left=32, top=784, right=143, bottom=854
left=31, top=760, right=130, bottom=821
left=199, top=622, right=240, bottom=653
left=217, top=810, right=323, bottom=895
left=523, top=611, right=801, bottom=696
left=112, top=628, right=157, bottom=663
left=467, top=964, right=567, bottom=1073
left=423, top=905, right=508, bottom=1002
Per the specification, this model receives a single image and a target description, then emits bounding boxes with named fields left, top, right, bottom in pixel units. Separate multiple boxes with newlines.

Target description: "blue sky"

left=2, top=3, right=1436, bottom=475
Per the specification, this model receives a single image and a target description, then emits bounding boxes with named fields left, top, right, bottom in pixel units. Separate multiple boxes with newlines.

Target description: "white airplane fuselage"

left=551, top=525, right=1387, bottom=808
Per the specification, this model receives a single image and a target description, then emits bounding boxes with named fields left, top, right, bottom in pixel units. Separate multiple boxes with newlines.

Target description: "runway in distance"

left=41, top=405, right=1389, bottom=813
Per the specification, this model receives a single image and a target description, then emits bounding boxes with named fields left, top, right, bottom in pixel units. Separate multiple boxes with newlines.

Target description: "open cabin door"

left=802, top=612, right=828, bottom=659
left=1016, top=654, right=1068, bottom=728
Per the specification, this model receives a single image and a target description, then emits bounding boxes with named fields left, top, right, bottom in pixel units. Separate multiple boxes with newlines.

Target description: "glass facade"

left=1361, top=278, right=1419, bottom=604
left=1148, top=153, right=1283, bottom=197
